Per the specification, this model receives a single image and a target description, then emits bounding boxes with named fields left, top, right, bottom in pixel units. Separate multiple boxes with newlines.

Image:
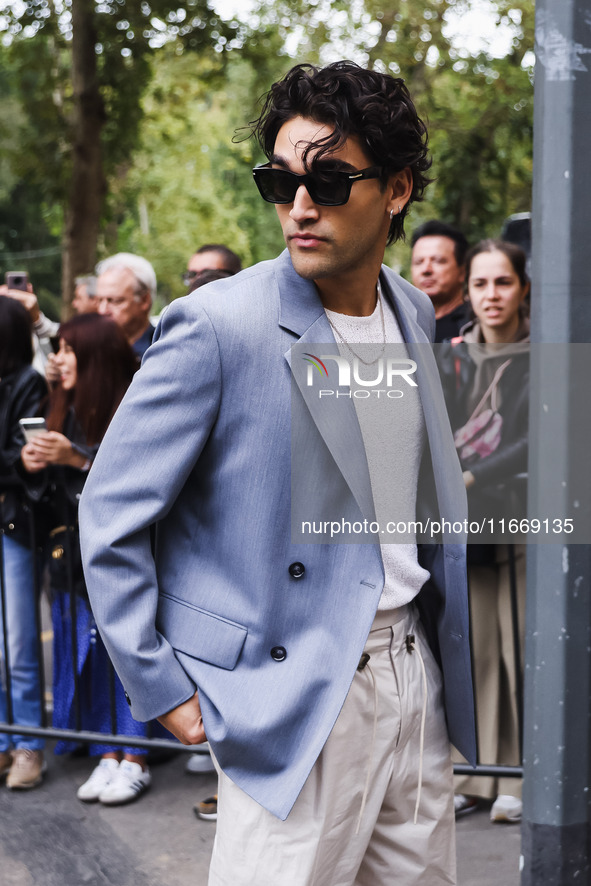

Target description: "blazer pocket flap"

left=157, top=593, right=247, bottom=670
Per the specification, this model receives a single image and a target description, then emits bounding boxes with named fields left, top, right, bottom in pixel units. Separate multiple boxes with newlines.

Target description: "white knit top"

left=325, top=291, right=430, bottom=610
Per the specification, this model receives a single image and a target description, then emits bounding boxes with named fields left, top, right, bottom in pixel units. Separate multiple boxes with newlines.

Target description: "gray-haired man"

left=96, top=253, right=157, bottom=359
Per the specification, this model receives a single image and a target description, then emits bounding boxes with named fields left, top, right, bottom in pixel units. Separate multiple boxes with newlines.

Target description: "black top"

left=133, top=323, right=155, bottom=359
left=0, top=365, right=48, bottom=537
left=435, top=302, right=471, bottom=343
left=437, top=336, right=529, bottom=554
left=437, top=339, right=529, bottom=487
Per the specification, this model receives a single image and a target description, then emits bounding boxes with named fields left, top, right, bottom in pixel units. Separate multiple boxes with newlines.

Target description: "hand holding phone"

left=20, top=419, right=49, bottom=473
left=1, top=276, right=39, bottom=322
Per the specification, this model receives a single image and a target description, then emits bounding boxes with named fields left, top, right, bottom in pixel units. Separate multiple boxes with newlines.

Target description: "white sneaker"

left=77, top=758, right=120, bottom=802
left=490, top=794, right=522, bottom=823
left=98, top=759, right=151, bottom=806
left=454, top=793, right=478, bottom=817
left=185, top=743, right=216, bottom=774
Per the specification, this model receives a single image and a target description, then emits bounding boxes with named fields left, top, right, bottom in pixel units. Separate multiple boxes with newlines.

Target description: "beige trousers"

left=209, top=605, right=455, bottom=886
left=454, top=544, right=526, bottom=800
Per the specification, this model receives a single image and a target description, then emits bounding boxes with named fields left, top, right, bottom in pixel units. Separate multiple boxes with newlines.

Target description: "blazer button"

left=124, top=691, right=131, bottom=706
left=289, top=562, right=305, bottom=579
left=270, top=646, right=287, bottom=662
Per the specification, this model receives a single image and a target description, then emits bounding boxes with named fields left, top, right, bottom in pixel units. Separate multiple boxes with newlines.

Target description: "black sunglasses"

left=252, top=164, right=383, bottom=207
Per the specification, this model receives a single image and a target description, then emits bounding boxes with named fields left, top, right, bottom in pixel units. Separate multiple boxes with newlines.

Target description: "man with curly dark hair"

left=80, top=61, right=475, bottom=885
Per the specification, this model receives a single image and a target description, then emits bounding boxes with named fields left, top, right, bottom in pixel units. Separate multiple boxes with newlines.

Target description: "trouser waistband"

left=370, top=603, right=413, bottom=632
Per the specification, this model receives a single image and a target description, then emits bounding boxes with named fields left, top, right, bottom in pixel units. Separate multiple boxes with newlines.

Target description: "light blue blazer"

left=79, top=250, right=476, bottom=820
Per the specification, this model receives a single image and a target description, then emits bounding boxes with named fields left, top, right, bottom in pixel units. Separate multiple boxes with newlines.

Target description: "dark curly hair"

left=249, top=61, right=432, bottom=244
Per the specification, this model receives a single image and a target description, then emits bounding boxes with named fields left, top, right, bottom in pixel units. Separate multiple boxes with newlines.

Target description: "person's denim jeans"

left=0, top=533, right=44, bottom=752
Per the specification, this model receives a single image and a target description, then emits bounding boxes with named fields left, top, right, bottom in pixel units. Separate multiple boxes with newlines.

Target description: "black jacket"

left=0, top=365, right=48, bottom=539
left=438, top=340, right=529, bottom=490
left=437, top=329, right=529, bottom=565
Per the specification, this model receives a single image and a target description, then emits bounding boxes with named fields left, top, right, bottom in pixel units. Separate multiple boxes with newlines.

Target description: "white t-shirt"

left=325, top=289, right=430, bottom=610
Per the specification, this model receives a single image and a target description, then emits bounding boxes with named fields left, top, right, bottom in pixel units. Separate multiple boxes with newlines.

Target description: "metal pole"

left=522, top=1, right=591, bottom=882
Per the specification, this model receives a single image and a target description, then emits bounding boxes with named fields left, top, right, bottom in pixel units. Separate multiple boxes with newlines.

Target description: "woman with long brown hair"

left=21, top=314, right=153, bottom=805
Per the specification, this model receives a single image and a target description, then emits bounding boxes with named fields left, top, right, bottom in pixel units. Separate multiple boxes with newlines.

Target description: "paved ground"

left=0, top=746, right=521, bottom=886
left=456, top=800, right=522, bottom=886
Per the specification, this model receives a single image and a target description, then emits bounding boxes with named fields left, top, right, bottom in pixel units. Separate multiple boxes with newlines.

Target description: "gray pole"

left=522, top=1, right=591, bottom=883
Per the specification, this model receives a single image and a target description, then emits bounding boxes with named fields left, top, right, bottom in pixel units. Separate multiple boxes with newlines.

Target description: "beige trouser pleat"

left=209, top=605, right=456, bottom=886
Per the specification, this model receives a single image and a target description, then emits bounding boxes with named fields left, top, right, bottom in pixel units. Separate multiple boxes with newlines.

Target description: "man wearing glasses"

left=182, top=244, right=242, bottom=292
left=81, top=62, right=475, bottom=885
left=95, top=253, right=157, bottom=359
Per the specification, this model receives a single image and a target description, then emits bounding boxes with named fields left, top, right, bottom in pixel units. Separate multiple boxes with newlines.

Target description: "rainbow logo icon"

left=302, top=353, right=329, bottom=377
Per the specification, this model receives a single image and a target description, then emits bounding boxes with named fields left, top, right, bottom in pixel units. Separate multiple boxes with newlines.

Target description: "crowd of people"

left=0, top=245, right=242, bottom=804
left=408, top=222, right=529, bottom=822
left=1, top=209, right=528, bottom=847
left=434, top=236, right=529, bottom=824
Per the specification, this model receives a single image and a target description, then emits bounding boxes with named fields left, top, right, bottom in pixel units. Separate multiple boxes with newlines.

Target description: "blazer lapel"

left=276, top=250, right=466, bottom=531
left=381, top=270, right=468, bottom=530
left=276, top=251, right=376, bottom=524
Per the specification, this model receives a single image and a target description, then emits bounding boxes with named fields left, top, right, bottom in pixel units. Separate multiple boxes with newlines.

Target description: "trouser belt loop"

left=357, top=652, right=371, bottom=671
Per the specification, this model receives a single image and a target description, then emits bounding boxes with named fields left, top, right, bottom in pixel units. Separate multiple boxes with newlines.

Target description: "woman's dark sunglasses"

left=252, top=164, right=383, bottom=207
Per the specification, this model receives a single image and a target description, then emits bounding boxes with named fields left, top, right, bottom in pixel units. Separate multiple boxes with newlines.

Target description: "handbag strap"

left=451, top=337, right=464, bottom=392
left=467, top=358, right=512, bottom=421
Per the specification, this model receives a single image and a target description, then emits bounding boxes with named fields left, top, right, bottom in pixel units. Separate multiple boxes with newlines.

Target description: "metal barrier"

left=0, top=483, right=194, bottom=753
left=1, top=486, right=524, bottom=771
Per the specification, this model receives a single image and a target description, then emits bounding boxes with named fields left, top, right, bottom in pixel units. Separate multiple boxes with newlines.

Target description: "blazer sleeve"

left=79, top=297, right=222, bottom=722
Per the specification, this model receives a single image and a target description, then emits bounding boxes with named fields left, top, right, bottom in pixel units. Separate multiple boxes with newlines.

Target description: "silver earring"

left=398, top=204, right=402, bottom=213
left=389, top=209, right=394, bottom=220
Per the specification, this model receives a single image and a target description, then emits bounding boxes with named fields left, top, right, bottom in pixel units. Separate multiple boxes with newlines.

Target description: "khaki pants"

left=454, top=544, right=526, bottom=800
left=209, top=605, right=455, bottom=886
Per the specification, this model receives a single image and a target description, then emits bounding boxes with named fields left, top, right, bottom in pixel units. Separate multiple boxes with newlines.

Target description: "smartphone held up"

left=5, top=271, right=30, bottom=292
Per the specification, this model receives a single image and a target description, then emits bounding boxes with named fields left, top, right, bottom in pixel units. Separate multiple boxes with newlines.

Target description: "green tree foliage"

left=1, top=0, right=244, bottom=307
left=0, top=48, right=62, bottom=317
left=4, top=0, right=241, bottom=188
left=0, top=0, right=534, bottom=306
left=416, top=1, right=535, bottom=243
left=111, top=50, right=287, bottom=304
